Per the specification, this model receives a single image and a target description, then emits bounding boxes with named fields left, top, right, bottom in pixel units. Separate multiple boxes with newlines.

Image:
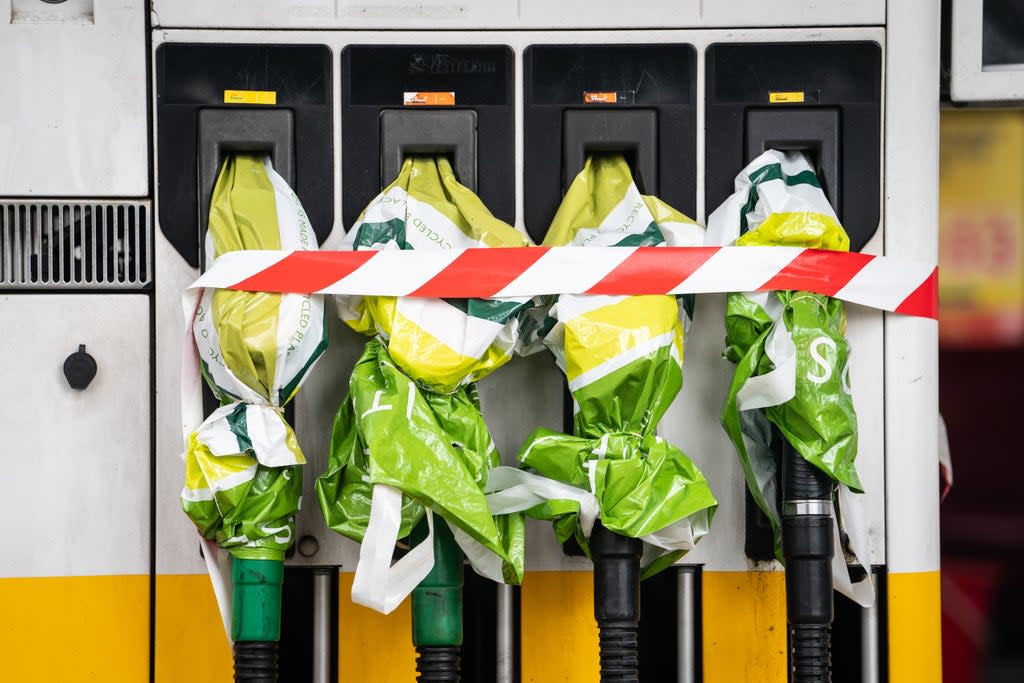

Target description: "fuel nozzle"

left=411, top=517, right=464, bottom=683
left=592, top=521, right=643, bottom=683
left=231, top=557, right=284, bottom=682
left=782, top=442, right=835, bottom=683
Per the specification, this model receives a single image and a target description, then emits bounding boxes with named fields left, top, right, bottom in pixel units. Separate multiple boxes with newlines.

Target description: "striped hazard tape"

left=190, top=246, right=938, bottom=319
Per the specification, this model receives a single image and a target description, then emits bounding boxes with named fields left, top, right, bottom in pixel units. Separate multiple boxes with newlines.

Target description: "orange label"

left=583, top=91, right=618, bottom=104
left=403, top=91, right=456, bottom=106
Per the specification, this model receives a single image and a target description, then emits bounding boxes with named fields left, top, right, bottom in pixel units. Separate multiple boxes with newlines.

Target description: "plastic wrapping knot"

left=487, top=426, right=715, bottom=578
left=182, top=401, right=305, bottom=561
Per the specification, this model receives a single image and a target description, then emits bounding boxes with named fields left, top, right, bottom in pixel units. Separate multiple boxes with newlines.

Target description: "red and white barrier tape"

left=190, top=246, right=938, bottom=319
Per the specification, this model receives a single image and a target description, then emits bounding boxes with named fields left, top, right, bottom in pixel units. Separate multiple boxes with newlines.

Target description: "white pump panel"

left=951, top=0, right=1024, bottom=102
left=0, top=293, right=150, bottom=578
left=150, top=0, right=884, bottom=30
left=0, top=0, right=147, bottom=197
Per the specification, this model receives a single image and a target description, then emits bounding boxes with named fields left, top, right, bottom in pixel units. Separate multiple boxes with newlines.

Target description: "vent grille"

left=0, top=201, right=151, bottom=289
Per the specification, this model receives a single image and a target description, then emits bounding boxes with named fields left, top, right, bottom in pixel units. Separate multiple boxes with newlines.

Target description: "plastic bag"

left=182, top=153, right=327, bottom=561
left=707, top=149, right=872, bottom=605
left=316, top=156, right=530, bottom=613
left=487, top=154, right=716, bottom=577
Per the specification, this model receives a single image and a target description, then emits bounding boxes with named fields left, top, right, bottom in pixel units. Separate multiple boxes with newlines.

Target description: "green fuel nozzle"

left=231, top=556, right=285, bottom=682
left=411, top=517, right=464, bottom=682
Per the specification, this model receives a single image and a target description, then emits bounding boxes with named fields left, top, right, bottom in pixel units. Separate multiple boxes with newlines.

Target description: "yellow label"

left=403, top=91, right=456, bottom=106
left=769, top=91, right=805, bottom=103
left=583, top=91, right=618, bottom=104
left=223, top=90, right=277, bottom=105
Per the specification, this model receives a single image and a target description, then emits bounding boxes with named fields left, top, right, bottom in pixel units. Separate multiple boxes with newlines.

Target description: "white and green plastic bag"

left=486, top=154, right=717, bottom=577
left=181, top=153, right=328, bottom=634
left=316, top=156, right=531, bottom=614
left=707, top=149, right=873, bottom=605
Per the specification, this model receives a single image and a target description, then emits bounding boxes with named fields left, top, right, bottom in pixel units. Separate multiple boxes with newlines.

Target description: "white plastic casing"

left=150, top=1, right=884, bottom=31
left=951, top=0, right=1024, bottom=103
left=0, top=1, right=148, bottom=196
left=0, top=294, right=150, bottom=579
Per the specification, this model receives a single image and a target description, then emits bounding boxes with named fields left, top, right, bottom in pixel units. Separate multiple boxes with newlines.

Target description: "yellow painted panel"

left=155, top=573, right=233, bottom=682
left=703, top=570, right=787, bottom=683
left=0, top=575, right=149, bottom=682
left=521, top=571, right=599, bottom=682
left=157, top=573, right=421, bottom=682
left=889, top=571, right=942, bottom=683
left=338, top=572, right=417, bottom=682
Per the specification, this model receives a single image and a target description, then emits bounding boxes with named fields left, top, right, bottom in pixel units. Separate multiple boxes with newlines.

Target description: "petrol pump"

left=0, top=1, right=943, bottom=681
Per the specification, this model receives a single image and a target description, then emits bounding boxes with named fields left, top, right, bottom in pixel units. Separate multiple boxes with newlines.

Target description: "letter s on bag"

left=806, top=336, right=838, bottom=385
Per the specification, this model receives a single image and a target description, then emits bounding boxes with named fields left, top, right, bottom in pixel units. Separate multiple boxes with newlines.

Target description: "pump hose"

left=233, top=641, right=278, bottom=682
left=597, top=622, right=640, bottom=682
left=791, top=624, right=832, bottom=682
left=782, top=442, right=834, bottom=683
left=415, top=645, right=460, bottom=682
left=591, top=521, right=642, bottom=682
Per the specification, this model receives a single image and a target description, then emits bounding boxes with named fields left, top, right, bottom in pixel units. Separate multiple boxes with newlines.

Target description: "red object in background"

left=940, top=347, right=1024, bottom=683
left=939, top=349, right=1024, bottom=547
left=942, top=561, right=1004, bottom=683
left=939, top=209, right=1024, bottom=347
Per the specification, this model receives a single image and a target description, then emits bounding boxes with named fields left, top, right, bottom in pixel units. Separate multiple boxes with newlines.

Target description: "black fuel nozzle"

left=591, top=521, right=643, bottom=682
left=782, top=442, right=835, bottom=683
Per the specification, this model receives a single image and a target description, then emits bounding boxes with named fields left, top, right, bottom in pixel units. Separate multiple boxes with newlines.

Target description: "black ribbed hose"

left=415, top=645, right=460, bottom=682
left=782, top=442, right=834, bottom=683
left=592, top=521, right=642, bottom=683
left=233, top=641, right=278, bottom=682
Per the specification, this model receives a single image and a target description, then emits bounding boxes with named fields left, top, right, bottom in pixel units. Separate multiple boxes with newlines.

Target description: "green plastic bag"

left=183, top=153, right=327, bottom=562
left=316, top=156, right=529, bottom=613
left=707, top=149, right=872, bottom=604
left=486, top=154, right=717, bottom=577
